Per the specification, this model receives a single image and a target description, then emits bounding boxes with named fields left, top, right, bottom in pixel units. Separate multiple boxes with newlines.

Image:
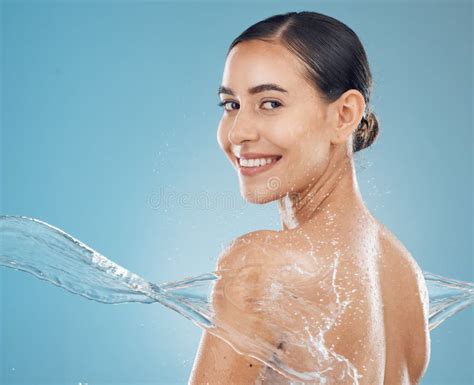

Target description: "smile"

left=237, top=155, right=282, bottom=176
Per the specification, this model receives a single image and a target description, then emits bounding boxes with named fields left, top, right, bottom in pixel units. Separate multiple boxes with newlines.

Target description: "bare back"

left=189, top=217, right=430, bottom=385
left=375, top=224, right=431, bottom=384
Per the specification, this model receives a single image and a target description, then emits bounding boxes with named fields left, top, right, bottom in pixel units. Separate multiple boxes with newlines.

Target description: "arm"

left=188, top=231, right=276, bottom=385
left=188, top=329, right=265, bottom=384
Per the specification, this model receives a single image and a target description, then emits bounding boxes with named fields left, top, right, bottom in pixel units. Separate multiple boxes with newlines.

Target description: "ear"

left=329, top=89, right=366, bottom=145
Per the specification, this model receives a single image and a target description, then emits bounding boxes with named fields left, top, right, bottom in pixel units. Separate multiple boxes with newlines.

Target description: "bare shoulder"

left=193, top=230, right=316, bottom=384
left=189, top=230, right=285, bottom=385
left=216, top=229, right=291, bottom=271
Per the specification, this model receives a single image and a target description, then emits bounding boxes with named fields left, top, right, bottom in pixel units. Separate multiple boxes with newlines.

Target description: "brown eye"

left=262, top=100, right=282, bottom=110
left=218, top=101, right=239, bottom=111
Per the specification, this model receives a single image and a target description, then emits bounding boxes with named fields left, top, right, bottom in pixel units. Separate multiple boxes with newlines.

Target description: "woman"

left=189, top=11, right=430, bottom=385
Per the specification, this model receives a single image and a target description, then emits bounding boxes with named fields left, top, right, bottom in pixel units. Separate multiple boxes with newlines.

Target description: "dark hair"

left=227, top=11, right=379, bottom=153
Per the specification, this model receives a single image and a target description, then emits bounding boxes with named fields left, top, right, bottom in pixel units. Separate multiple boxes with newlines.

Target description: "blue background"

left=1, top=1, right=472, bottom=384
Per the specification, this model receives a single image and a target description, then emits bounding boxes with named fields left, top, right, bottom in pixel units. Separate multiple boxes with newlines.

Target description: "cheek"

left=283, top=120, right=328, bottom=161
left=299, top=138, right=330, bottom=171
left=281, top=122, right=331, bottom=183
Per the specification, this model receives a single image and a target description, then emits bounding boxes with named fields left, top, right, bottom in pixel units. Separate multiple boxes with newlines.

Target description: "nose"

left=228, top=109, right=259, bottom=145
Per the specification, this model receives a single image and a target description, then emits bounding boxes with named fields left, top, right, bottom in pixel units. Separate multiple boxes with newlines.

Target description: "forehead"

left=222, top=40, right=311, bottom=94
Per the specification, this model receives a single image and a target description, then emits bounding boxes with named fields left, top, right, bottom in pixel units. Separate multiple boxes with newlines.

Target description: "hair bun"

left=353, top=111, right=379, bottom=152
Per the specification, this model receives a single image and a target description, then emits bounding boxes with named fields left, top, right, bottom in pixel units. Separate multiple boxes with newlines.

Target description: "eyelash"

left=217, top=100, right=282, bottom=111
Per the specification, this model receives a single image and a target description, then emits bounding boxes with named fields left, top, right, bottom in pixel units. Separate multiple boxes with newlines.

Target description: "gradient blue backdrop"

left=1, top=1, right=472, bottom=384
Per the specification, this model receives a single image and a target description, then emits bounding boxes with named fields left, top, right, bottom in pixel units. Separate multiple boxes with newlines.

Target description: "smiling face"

left=217, top=39, right=335, bottom=204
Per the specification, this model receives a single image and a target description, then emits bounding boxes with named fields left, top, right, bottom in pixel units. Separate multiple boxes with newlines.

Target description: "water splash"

left=1, top=215, right=473, bottom=384
left=423, top=271, right=474, bottom=331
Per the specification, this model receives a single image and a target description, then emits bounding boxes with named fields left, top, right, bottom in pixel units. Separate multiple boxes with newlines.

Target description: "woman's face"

left=217, top=39, right=334, bottom=204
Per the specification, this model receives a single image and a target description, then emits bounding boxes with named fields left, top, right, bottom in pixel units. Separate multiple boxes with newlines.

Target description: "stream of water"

left=1, top=215, right=473, bottom=384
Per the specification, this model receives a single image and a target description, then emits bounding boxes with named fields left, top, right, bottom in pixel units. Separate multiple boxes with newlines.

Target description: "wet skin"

left=189, top=40, right=430, bottom=385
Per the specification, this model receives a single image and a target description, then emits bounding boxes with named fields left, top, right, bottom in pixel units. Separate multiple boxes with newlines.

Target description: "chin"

left=240, top=185, right=283, bottom=204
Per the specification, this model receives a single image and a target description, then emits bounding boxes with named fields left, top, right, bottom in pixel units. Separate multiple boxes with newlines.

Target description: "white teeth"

left=239, top=157, right=280, bottom=168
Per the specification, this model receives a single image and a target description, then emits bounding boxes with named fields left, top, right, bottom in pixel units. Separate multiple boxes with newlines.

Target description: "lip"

left=239, top=152, right=282, bottom=160
left=236, top=154, right=283, bottom=177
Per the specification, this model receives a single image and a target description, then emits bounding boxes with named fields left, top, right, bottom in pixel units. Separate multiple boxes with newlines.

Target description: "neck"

left=277, top=150, right=366, bottom=231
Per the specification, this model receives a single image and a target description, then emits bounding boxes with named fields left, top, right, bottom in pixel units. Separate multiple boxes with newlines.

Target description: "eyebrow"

left=218, top=83, right=289, bottom=96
